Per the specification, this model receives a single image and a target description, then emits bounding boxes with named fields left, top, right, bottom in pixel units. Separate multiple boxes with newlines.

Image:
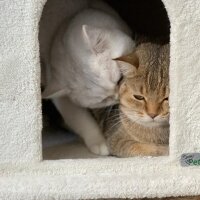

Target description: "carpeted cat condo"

left=1, top=0, right=200, bottom=199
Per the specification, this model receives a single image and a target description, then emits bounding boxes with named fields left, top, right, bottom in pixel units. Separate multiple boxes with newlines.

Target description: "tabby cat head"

left=116, top=43, right=170, bottom=127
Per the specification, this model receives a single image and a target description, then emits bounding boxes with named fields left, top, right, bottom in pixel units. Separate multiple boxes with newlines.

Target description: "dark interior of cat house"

left=41, top=0, right=170, bottom=160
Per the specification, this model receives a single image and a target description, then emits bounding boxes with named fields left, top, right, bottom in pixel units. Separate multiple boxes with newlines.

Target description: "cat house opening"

left=40, top=0, right=170, bottom=160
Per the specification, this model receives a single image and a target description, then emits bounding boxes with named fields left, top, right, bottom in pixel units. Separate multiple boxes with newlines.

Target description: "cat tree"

left=1, top=0, right=200, bottom=199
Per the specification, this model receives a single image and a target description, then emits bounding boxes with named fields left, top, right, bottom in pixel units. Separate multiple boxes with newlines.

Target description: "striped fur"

left=93, top=42, right=170, bottom=157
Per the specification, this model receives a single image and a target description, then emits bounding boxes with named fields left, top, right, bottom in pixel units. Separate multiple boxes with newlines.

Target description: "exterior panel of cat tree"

left=163, top=0, right=200, bottom=159
left=0, top=0, right=43, bottom=163
left=0, top=0, right=200, bottom=199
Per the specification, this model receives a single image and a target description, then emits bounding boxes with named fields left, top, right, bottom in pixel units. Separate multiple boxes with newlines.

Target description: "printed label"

left=181, top=153, right=200, bottom=166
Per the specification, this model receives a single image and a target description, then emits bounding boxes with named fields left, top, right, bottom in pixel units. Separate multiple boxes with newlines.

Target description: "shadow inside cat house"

left=40, top=0, right=170, bottom=160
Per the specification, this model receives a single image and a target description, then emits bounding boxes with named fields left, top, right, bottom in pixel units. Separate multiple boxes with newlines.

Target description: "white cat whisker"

left=106, top=119, right=122, bottom=134
left=106, top=113, right=121, bottom=121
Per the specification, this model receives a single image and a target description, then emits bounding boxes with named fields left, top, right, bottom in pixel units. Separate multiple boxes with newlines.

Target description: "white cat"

left=40, top=0, right=135, bottom=155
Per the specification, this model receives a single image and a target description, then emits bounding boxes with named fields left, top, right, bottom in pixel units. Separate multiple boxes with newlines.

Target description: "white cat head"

left=43, top=25, right=135, bottom=108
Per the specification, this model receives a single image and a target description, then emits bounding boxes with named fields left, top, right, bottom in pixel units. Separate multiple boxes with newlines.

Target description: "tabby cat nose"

left=148, top=113, right=157, bottom=119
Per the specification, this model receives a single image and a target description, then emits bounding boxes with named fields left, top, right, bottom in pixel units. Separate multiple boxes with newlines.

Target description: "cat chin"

left=138, top=121, right=169, bottom=128
left=128, top=117, right=169, bottom=128
left=122, top=110, right=169, bottom=128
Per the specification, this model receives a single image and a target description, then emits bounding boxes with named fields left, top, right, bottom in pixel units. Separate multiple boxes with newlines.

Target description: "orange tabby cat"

left=94, top=42, right=170, bottom=157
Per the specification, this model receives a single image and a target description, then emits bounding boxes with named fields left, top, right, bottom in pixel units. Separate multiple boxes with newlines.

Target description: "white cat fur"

left=41, top=0, right=135, bottom=155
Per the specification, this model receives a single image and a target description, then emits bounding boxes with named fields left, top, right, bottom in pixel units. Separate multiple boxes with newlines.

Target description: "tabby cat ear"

left=82, top=25, right=107, bottom=54
left=114, top=51, right=139, bottom=76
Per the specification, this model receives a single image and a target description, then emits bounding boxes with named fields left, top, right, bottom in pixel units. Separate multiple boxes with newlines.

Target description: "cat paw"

left=89, top=142, right=110, bottom=156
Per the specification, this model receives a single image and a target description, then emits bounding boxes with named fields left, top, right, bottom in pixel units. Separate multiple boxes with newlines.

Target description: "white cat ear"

left=82, top=25, right=107, bottom=54
left=114, top=51, right=139, bottom=77
left=42, top=82, right=69, bottom=99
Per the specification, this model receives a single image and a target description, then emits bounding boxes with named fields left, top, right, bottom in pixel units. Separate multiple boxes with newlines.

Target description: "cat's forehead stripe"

left=138, top=45, right=168, bottom=93
left=140, top=86, right=144, bottom=94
